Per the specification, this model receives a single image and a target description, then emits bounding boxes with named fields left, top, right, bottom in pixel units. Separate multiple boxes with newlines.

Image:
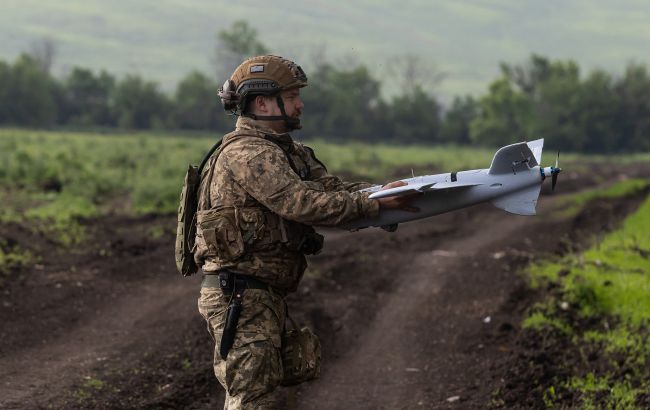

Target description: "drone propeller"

left=551, top=151, right=561, bottom=192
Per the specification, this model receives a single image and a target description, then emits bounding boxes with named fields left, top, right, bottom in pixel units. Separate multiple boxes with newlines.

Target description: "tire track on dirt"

left=295, top=208, right=536, bottom=409
left=0, top=273, right=201, bottom=409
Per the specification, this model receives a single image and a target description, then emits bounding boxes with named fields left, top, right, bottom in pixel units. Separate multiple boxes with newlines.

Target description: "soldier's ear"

left=254, top=95, right=276, bottom=114
left=254, top=95, right=268, bottom=113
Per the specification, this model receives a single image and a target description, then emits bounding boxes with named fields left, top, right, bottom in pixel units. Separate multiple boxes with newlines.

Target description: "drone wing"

left=368, top=181, right=480, bottom=199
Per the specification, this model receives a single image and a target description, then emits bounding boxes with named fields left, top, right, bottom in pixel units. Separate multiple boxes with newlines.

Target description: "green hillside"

left=2, top=0, right=650, bottom=100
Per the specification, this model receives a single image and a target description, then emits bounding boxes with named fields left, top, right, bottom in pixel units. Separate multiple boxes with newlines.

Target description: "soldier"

left=196, top=55, right=416, bottom=409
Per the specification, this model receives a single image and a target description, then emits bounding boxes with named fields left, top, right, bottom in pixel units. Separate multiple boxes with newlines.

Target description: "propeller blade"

left=552, top=150, right=561, bottom=192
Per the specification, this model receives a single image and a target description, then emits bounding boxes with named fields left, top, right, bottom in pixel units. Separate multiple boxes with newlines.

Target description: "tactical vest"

left=193, top=131, right=324, bottom=269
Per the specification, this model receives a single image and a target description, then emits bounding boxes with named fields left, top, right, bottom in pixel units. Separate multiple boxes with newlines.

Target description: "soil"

left=0, top=163, right=648, bottom=410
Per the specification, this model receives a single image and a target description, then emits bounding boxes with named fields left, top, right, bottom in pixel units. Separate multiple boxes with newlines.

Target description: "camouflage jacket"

left=195, top=116, right=379, bottom=291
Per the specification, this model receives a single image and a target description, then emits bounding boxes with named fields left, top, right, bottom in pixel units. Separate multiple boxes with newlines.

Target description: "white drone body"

left=346, top=139, right=561, bottom=230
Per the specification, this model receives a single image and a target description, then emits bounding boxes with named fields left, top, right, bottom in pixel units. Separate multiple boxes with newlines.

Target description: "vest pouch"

left=196, top=209, right=245, bottom=262
left=280, top=317, right=321, bottom=386
left=237, top=208, right=267, bottom=245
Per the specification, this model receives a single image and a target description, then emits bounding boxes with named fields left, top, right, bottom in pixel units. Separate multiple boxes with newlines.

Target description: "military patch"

left=250, top=65, right=265, bottom=73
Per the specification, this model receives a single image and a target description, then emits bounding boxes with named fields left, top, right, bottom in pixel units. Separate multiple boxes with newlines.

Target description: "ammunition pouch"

left=194, top=209, right=245, bottom=264
left=281, top=315, right=321, bottom=386
left=195, top=206, right=324, bottom=264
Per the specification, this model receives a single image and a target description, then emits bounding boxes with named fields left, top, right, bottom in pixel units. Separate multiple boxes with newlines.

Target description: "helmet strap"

left=241, top=95, right=301, bottom=130
left=275, top=95, right=301, bottom=130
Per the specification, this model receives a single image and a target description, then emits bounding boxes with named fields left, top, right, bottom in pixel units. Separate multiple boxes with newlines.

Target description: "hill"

left=2, top=0, right=650, bottom=101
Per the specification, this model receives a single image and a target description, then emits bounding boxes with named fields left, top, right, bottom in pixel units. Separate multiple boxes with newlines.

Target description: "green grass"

left=557, top=178, right=649, bottom=217
left=525, top=190, right=650, bottom=408
left=1, top=128, right=649, bottom=247
left=522, top=311, right=572, bottom=334
left=0, top=128, right=495, bottom=245
left=303, top=139, right=496, bottom=178
left=0, top=128, right=496, bottom=219
left=568, top=374, right=640, bottom=410
left=0, top=240, right=33, bottom=282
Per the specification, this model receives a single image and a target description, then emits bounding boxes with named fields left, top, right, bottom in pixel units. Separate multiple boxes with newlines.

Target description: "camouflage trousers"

left=198, top=286, right=287, bottom=410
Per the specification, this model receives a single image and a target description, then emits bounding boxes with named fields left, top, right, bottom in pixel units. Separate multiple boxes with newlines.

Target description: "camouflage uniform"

left=197, top=116, right=379, bottom=409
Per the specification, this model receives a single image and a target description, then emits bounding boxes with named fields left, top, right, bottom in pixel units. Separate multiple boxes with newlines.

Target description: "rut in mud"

left=0, top=164, right=648, bottom=409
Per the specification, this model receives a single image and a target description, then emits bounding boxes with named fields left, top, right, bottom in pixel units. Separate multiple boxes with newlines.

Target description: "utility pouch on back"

left=175, top=164, right=201, bottom=276
left=281, top=315, right=321, bottom=386
left=174, top=139, right=222, bottom=277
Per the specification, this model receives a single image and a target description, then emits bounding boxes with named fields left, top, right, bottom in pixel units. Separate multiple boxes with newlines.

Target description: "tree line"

left=1, top=26, right=650, bottom=153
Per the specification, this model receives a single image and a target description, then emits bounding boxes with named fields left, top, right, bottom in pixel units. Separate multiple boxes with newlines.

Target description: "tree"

left=500, top=54, right=553, bottom=98
left=387, top=86, right=442, bottom=143
left=62, top=68, right=116, bottom=126
left=440, top=96, right=479, bottom=144
left=527, top=60, right=583, bottom=152
left=0, top=60, right=11, bottom=124
left=470, top=78, right=533, bottom=146
left=114, top=75, right=170, bottom=129
left=173, top=70, right=224, bottom=130
left=472, top=55, right=585, bottom=150
left=212, top=21, right=269, bottom=81
left=574, top=70, right=618, bottom=153
left=28, top=37, right=58, bottom=74
left=386, top=54, right=445, bottom=97
left=615, top=64, right=650, bottom=152
left=4, top=54, right=57, bottom=126
left=301, top=64, right=383, bottom=141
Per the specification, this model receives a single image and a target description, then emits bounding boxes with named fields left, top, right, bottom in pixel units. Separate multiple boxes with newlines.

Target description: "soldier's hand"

left=376, top=180, right=420, bottom=212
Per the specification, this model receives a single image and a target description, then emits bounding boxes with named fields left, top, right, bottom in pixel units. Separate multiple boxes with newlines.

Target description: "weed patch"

left=557, top=178, right=648, bottom=217
left=0, top=239, right=33, bottom=284
left=519, top=194, right=650, bottom=408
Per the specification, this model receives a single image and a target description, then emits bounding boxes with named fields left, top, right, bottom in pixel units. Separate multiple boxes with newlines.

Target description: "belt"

left=201, top=272, right=273, bottom=291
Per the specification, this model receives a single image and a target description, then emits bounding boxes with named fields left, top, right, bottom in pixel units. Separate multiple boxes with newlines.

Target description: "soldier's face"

left=254, top=89, right=304, bottom=132
left=269, top=88, right=303, bottom=131
left=278, top=88, right=304, bottom=118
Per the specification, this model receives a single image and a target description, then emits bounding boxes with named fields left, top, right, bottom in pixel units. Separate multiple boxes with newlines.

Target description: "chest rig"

left=193, top=131, right=324, bottom=267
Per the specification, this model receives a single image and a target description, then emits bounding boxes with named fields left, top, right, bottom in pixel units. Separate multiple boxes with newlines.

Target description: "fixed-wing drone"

left=346, top=139, right=561, bottom=230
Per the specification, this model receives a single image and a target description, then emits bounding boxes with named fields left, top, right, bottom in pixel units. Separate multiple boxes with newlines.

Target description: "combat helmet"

left=218, top=55, right=308, bottom=129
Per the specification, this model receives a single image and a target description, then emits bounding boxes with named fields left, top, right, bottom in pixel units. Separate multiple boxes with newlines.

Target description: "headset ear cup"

left=218, top=80, right=240, bottom=111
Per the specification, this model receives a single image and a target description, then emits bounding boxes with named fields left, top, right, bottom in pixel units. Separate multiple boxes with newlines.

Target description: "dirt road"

left=0, top=165, right=647, bottom=409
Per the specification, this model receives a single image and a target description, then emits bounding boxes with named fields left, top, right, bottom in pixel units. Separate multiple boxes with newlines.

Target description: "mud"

left=0, top=163, right=648, bottom=409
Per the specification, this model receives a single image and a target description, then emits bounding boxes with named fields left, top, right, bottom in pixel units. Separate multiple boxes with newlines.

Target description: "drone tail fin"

left=491, top=185, right=541, bottom=216
left=488, top=139, right=543, bottom=175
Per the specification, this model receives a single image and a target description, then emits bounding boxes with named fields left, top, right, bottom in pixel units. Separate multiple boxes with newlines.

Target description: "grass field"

left=0, top=128, right=498, bottom=218
left=524, top=180, right=650, bottom=408
left=1, top=127, right=648, bottom=246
